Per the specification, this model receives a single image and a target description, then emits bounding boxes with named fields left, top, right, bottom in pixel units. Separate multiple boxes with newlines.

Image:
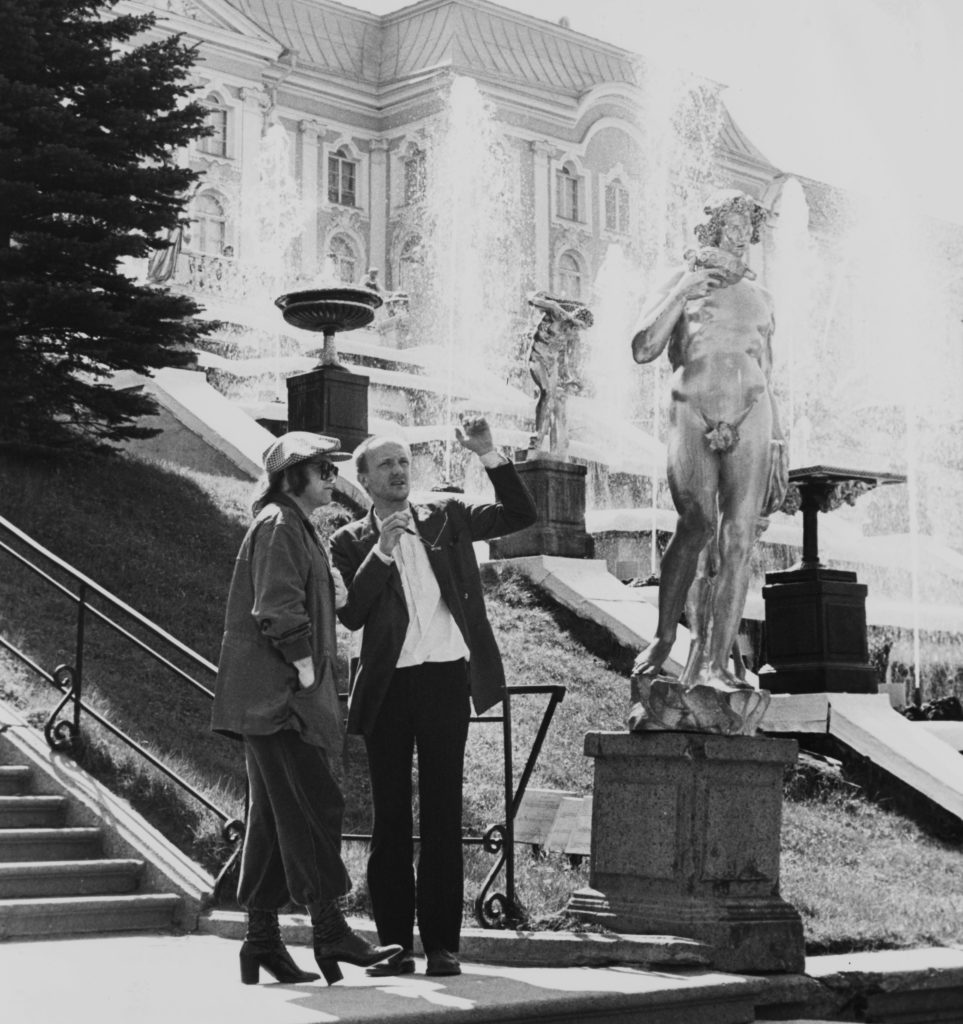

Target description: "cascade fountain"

left=405, top=75, right=529, bottom=488
left=171, top=51, right=963, bottom=706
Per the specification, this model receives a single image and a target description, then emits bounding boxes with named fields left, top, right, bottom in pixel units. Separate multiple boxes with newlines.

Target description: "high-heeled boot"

left=239, top=908, right=320, bottom=984
left=311, top=900, right=403, bottom=985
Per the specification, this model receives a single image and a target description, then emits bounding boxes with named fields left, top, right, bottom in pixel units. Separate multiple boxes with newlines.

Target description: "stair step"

left=0, top=893, right=182, bottom=939
left=0, top=767, right=31, bottom=796
left=0, top=859, right=143, bottom=898
left=0, top=827, right=102, bottom=862
left=0, top=795, right=67, bottom=828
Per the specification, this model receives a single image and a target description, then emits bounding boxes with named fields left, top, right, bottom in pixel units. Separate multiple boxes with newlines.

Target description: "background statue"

left=627, top=189, right=788, bottom=734
left=526, top=290, right=593, bottom=458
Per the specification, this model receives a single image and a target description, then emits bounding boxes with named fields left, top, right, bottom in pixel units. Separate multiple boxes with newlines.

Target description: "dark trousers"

left=237, top=730, right=351, bottom=911
left=364, top=660, right=470, bottom=953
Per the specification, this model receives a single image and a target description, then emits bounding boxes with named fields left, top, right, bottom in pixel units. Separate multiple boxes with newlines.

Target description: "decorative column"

left=530, top=140, right=553, bottom=288
left=568, top=731, right=804, bottom=973
left=238, top=87, right=268, bottom=258
left=368, top=138, right=389, bottom=278
left=299, top=120, right=323, bottom=277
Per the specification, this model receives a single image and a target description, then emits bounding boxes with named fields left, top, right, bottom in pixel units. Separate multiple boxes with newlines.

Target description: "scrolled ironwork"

left=481, top=822, right=506, bottom=855
left=211, top=816, right=246, bottom=907
left=474, top=886, right=525, bottom=930
left=44, top=664, right=80, bottom=750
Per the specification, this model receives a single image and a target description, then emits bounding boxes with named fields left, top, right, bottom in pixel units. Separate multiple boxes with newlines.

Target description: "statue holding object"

left=628, top=190, right=789, bottom=735
left=526, top=290, right=594, bottom=459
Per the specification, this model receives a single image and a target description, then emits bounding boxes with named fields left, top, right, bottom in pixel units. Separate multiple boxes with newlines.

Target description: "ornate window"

left=198, top=94, right=228, bottom=158
left=328, top=147, right=357, bottom=206
left=605, top=178, right=630, bottom=234
left=556, top=250, right=585, bottom=300
left=556, top=163, right=582, bottom=221
left=190, top=192, right=226, bottom=254
left=328, top=234, right=358, bottom=283
left=403, top=148, right=426, bottom=204
left=398, top=235, right=423, bottom=291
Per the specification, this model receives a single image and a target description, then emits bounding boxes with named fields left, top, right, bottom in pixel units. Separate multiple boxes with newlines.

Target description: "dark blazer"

left=211, top=494, right=343, bottom=755
left=331, top=461, right=536, bottom=737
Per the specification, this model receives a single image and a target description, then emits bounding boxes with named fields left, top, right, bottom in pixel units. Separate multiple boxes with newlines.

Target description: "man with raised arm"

left=331, top=417, right=536, bottom=976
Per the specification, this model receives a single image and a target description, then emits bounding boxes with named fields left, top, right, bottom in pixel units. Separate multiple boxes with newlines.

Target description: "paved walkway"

left=2, top=931, right=762, bottom=1024
left=5, top=931, right=963, bottom=1023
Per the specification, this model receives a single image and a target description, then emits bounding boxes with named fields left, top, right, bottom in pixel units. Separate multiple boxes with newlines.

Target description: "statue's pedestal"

left=567, top=731, right=804, bottom=973
left=286, top=365, right=370, bottom=453
left=489, top=454, right=593, bottom=559
left=760, top=565, right=878, bottom=694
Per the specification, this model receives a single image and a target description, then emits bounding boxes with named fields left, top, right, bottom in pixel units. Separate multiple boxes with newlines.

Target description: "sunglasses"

left=313, top=460, right=339, bottom=481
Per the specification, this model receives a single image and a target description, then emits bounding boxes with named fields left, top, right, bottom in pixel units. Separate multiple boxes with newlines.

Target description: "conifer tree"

left=0, top=0, right=213, bottom=451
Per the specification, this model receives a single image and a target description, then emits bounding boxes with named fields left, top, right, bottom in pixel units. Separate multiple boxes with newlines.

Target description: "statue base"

left=760, top=565, right=878, bottom=694
left=488, top=453, right=593, bottom=559
left=629, top=674, right=770, bottom=736
left=567, top=731, right=804, bottom=973
left=286, top=365, right=370, bottom=454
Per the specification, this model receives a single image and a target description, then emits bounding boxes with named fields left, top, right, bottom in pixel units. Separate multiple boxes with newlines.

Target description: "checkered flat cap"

left=262, top=432, right=351, bottom=474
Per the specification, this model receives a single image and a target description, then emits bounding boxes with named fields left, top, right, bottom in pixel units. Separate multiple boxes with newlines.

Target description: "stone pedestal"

left=760, top=565, right=878, bottom=694
left=286, top=365, right=370, bottom=453
left=567, top=731, right=804, bottom=973
left=488, top=454, right=593, bottom=559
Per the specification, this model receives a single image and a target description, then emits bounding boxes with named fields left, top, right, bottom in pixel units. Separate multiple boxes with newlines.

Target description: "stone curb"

left=199, top=910, right=712, bottom=967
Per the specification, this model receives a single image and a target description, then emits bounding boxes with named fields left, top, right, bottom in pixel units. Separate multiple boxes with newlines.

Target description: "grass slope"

left=1, top=450, right=961, bottom=951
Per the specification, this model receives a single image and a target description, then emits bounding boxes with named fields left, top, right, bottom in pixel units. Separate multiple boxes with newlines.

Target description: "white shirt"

left=371, top=450, right=506, bottom=668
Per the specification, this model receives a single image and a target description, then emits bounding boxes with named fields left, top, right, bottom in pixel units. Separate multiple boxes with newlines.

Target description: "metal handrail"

left=0, top=513, right=566, bottom=922
left=0, top=515, right=241, bottom=900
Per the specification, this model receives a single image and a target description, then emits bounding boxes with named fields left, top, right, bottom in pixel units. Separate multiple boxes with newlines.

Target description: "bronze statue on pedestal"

left=526, top=290, right=593, bottom=459
left=628, top=190, right=788, bottom=734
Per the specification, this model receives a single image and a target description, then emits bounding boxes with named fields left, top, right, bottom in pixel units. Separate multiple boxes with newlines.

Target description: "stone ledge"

left=200, top=910, right=712, bottom=967
left=753, top=946, right=963, bottom=1022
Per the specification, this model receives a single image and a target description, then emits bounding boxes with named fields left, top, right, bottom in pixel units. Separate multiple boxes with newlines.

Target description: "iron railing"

left=0, top=514, right=565, bottom=923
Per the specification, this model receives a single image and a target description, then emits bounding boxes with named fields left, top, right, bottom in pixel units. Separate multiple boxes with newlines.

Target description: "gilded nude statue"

left=628, top=189, right=788, bottom=734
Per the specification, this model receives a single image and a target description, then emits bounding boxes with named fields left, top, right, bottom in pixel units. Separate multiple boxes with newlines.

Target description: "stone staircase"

left=0, top=762, right=182, bottom=939
left=0, top=700, right=214, bottom=941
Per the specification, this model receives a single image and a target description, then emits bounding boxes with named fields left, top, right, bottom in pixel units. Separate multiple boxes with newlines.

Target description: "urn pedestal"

left=760, top=466, right=904, bottom=695
left=761, top=565, right=878, bottom=694
left=286, top=365, right=370, bottom=454
left=488, top=454, right=593, bottom=559
left=275, top=285, right=381, bottom=453
left=567, top=731, right=804, bottom=973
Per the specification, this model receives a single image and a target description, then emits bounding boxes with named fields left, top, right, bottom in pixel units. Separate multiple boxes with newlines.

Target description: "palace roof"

left=228, top=0, right=642, bottom=93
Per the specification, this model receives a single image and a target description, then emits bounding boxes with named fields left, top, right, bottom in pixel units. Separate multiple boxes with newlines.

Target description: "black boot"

left=239, top=908, right=320, bottom=985
left=311, top=900, right=403, bottom=985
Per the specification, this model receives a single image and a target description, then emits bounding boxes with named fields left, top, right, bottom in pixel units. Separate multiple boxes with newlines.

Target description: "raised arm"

left=630, top=266, right=721, bottom=364
left=527, top=290, right=572, bottom=322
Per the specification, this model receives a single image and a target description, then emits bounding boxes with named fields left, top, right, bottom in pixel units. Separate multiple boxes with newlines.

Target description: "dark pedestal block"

left=568, top=731, right=804, bottom=973
left=760, top=565, right=879, bottom=694
left=488, top=454, right=593, bottom=559
left=286, top=366, right=370, bottom=454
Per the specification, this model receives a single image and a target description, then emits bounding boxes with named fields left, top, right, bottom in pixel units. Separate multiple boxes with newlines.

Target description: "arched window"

left=556, top=163, right=582, bottom=221
left=328, top=234, right=358, bottom=283
left=605, top=178, right=630, bottom=234
left=190, top=193, right=226, bottom=255
left=398, top=235, right=423, bottom=291
left=404, top=148, right=426, bottom=204
left=198, top=94, right=228, bottom=158
left=328, top=147, right=357, bottom=206
left=557, top=250, right=584, bottom=300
